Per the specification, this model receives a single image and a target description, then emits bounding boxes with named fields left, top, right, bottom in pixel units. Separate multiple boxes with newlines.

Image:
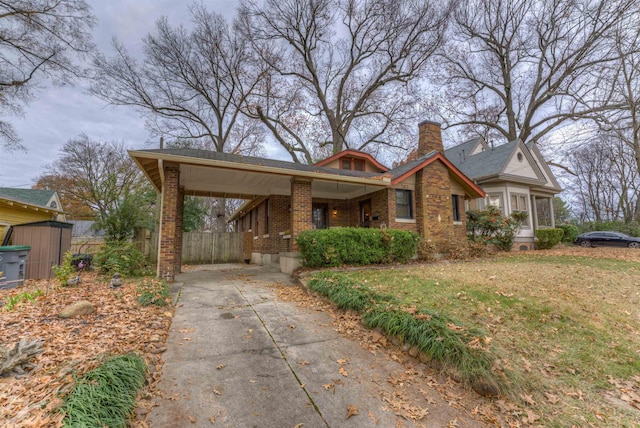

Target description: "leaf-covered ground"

left=0, top=273, right=172, bottom=427
left=334, top=245, right=640, bottom=426
left=2, top=245, right=639, bottom=427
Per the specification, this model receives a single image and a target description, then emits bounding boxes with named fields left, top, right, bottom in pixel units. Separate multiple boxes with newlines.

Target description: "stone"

left=408, top=346, right=420, bottom=358
left=472, top=379, right=501, bottom=397
left=58, top=301, right=95, bottom=319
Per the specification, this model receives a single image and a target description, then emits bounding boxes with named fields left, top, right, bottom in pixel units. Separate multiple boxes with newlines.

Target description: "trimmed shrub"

left=557, top=223, right=579, bottom=243
left=61, top=354, right=147, bottom=427
left=535, top=228, right=564, bottom=250
left=94, top=241, right=147, bottom=276
left=296, top=228, right=419, bottom=268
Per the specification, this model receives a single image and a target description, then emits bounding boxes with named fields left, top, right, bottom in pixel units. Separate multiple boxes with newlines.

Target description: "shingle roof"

left=0, top=187, right=57, bottom=209
left=139, top=148, right=380, bottom=179
left=386, top=151, right=438, bottom=181
left=445, top=140, right=519, bottom=180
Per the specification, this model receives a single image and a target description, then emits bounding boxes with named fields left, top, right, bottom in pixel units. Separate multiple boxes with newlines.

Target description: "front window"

left=510, top=193, right=528, bottom=213
left=353, top=159, right=365, bottom=171
left=535, top=197, right=553, bottom=227
left=487, top=193, right=503, bottom=212
left=396, top=189, right=413, bottom=219
left=452, top=194, right=461, bottom=222
left=341, top=159, right=351, bottom=169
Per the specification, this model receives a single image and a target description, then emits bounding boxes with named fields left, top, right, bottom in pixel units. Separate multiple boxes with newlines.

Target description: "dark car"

left=575, top=231, right=640, bottom=248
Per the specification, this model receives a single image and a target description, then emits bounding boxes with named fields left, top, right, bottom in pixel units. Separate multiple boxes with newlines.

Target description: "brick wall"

left=414, top=121, right=456, bottom=244
left=158, top=164, right=180, bottom=281
left=415, top=162, right=455, bottom=242
left=290, top=178, right=312, bottom=251
left=418, top=120, right=444, bottom=156
left=175, top=186, right=184, bottom=274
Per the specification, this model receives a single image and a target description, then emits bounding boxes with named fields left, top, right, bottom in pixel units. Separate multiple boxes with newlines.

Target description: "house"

left=130, top=121, right=485, bottom=280
left=445, top=138, right=562, bottom=249
left=0, top=188, right=66, bottom=244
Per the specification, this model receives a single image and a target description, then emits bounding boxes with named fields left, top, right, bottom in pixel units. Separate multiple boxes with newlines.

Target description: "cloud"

left=1, top=0, right=240, bottom=188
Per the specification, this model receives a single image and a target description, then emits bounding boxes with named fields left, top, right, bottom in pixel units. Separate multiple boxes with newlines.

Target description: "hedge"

left=296, top=228, right=419, bottom=268
left=557, top=223, right=579, bottom=243
left=535, top=228, right=564, bottom=250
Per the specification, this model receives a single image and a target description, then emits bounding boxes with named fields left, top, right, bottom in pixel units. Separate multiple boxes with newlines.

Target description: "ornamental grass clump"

left=60, top=353, right=147, bottom=428
left=307, top=271, right=503, bottom=394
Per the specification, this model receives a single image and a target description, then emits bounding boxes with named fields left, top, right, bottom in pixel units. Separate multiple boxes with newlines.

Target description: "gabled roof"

left=0, top=188, right=62, bottom=211
left=525, top=142, right=563, bottom=192
left=131, top=147, right=485, bottom=202
left=445, top=139, right=548, bottom=186
left=387, top=151, right=485, bottom=198
left=314, top=149, right=389, bottom=172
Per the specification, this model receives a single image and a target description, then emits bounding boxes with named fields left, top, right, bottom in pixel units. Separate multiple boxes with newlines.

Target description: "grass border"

left=306, top=271, right=505, bottom=395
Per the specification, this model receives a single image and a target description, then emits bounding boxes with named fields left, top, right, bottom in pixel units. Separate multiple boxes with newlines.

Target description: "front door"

left=312, top=203, right=328, bottom=229
left=359, top=199, right=371, bottom=228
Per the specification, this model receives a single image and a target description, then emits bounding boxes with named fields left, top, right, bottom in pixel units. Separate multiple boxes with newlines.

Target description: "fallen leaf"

left=346, top=404, right=359, bottom=418
left=188, top=415, right=196, bottom=423
left=216, top=364, right=225, bottom=370
left=336, top=358, right=348, bottom=364
left=213, top=389, right=221, bottom=395
left=520, top=393, right=536, bottom=406
left=544, top=392, right=560, bottom=404
left=339, top=367, right=348, bottom=377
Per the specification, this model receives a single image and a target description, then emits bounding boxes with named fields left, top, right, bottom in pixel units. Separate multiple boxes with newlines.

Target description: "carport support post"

left=175, top=185, right=185, bottom=274
left=158, top=164, right=181, bottom=282
left=290, top=177, right=312, bottom=251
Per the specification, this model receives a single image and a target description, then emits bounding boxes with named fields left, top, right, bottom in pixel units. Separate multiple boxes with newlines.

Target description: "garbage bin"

left=0, top=246, right=31, bottom=289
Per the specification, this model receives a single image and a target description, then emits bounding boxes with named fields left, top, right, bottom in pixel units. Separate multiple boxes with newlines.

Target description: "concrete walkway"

left=147, top=265, right=479, bottom=428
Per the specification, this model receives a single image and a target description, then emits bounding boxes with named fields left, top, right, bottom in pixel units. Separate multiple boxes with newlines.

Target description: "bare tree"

left=41, top=134, right=154, bottom=240
left=435, top=0, right=638, bottom=146
left=596, top=25, right=640, bottom=175
left=0, top=0, right=95, bottom=150
left=568, top=134, right=640, bottom=223
left=92, top=4, right=265, bottom=155
left=238, top=0, right=451, bottom=163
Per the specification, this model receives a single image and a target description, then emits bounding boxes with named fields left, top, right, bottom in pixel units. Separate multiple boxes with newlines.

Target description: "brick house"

left=445, top=138, right=562, bottom=249
left=129, top=121, right=485, bottom=280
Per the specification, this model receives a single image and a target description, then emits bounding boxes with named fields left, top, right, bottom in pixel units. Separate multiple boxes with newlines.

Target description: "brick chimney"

left=417, top=120, right=444, bottom=156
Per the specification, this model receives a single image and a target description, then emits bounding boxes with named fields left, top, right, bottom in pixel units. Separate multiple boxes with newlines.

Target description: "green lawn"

left=341, top=253, right=640, bottom=427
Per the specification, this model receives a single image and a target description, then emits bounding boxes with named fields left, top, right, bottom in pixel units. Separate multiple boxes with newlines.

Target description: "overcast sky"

left=1, top=0, right=245, bottom=188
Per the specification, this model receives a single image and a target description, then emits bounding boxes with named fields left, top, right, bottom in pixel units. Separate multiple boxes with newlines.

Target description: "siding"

left=0, top=204, right=55, bottom=242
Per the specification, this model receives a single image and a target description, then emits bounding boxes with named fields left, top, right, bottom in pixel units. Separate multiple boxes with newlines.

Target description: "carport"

left=129, top=148, right=389, bottom=281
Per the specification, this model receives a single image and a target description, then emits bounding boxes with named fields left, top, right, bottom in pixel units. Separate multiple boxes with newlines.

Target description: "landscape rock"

left=58, top=301, right=95, bottom=319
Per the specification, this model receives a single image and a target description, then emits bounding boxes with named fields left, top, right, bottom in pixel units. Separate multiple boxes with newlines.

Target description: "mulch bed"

left=0, top=273, right=172, bottom=427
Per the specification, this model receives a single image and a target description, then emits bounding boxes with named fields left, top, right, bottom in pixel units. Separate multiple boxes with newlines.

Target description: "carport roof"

left=129, top=148, right=392, bottom=200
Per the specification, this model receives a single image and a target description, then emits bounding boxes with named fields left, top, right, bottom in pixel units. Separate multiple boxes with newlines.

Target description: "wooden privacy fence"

left=147, top=231, right=248, bottom=265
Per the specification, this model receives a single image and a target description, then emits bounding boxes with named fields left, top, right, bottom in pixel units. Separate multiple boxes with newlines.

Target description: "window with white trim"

left=510, top=193, right=528, bottom=213
left=487, top=193, right=503, bottom=212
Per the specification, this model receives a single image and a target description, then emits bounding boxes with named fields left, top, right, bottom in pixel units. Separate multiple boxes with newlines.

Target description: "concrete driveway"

left=147, top=265, right=481, bottom=428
